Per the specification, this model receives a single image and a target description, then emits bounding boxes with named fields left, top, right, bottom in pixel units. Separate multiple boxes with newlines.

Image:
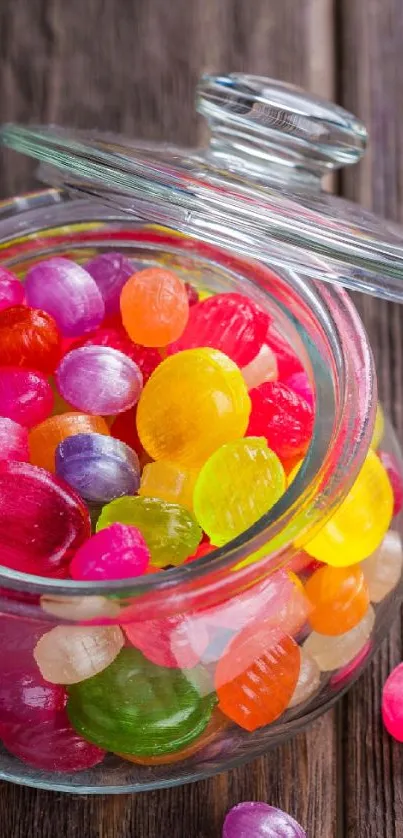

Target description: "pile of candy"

left=0, top=253, right=401, bottom=774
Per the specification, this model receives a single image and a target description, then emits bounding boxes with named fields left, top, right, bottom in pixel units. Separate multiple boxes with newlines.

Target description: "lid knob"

left=197, top=74, right=367, bottom=185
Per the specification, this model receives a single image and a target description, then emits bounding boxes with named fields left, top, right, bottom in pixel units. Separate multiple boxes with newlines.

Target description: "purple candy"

left=69, top=522, right=150, bottom=581
left=56, top=345, right=143, bottom=415
left=223, top=803, right=306, bottom=838
left=0, top=267, right=24, bottom=312
left=85, top=252, right=136, bottom=315
left=55, top=432, right=140, bottom=504
left=25, top=257, right=105, bottom=337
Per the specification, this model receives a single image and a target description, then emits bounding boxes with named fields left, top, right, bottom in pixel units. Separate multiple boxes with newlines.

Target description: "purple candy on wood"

left=223, top=802, right=306, bottom=838
left=56, top=345, right=143, bottom=415
left=85, top=252, right=136, bottom=314
left=55, top=432, right=140, bottom=504
left=0, top=267, right=24, bottom=311
left=70, top=522, right=150, bottom=581
left=0, top=367, right=53, bottom=428
left=25, top=257, right=105, bottom=337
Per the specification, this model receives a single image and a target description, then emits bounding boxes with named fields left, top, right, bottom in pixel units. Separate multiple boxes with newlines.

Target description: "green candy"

left=67, top=647, right=216, bottom=756
left=96, top=496, right=202, bottom=567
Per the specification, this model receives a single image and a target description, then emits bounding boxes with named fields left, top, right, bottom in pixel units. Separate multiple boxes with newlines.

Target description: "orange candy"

left=117, top=708, right=227, bottom=765
left=29, top=412, right=110, bottom=472
left=120, top=268, right=189, bottom=347
left=304, top=564, right=369, bottom=636
left=215, top=621, right=300, bottom=731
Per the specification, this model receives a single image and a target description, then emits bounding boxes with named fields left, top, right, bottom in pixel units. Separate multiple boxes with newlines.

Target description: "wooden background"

left=0, top=1, right=403, bottom=835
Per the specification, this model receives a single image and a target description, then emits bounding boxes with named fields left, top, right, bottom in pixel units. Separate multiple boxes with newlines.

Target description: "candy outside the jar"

left=56, top=345, right=143, bottom=415
left=29, top=412, right=110, bottom=473
left=67, top=647, right=216, bottom=756
left=0, top=366, right=53, bottom=427
left=223, top=802, right=306, bottom=838
left=96, top=496, right=202, bottom=567
left=70, top=523, right=150, bottom=581
left=120, top=267, right=189, bottom=347
left=382, top=663, right=403, bottom=742
left=247, top=381, right=314, bottom=461
left=241, top=343, right=278, bottom=390
left=288, top=648, right=321, bottom=708
left=193, top=437, right=285, bottom=546
left=0, top=266, right=24, bottom=311
left=72, top=326, right=161, bottom=382
left=139, top=460, right=199, bottom=511
left=0, top=417, right=29, bottom=461
left=55, top=433, right=140, bottom=504
left=25, top=257, right=105, bottom=337
left=85, top=252, right=136, bottom=314
left=305, top=450, right=393, bottom=566
left=361, top=530, right=403, bottom=603
left=304, top=565, right=370, bottom=635
left=378, top=450, right=403, bottom=516
left=34, top=624, right=124, bottom=684
left=124, top=613, right=209, bottom=669
left=0, top=305, right=61, bottom=373
left=303, top=605, right=375, bottom=671
left=137, top=348, right=251, bottom=467
left=0, top=461, right=90, bottom=576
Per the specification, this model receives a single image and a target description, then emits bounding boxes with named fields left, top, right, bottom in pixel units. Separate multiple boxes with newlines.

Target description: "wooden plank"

left=0, top=1, right=338, bottom=837
left=339, top=1, right=403, bottom=836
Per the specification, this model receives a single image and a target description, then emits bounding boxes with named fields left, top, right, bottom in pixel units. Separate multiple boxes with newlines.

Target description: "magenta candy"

left=25, top=257, right=105, bottom=337
left=56, top=345, right=143, bottom=415
left=0, top=668, right=66, bottom=726
left=1, top=710, right=106, bottom=772
left=70, top=523, right=150, bottom=581
left=0, top=417, right=29, bottom=461
left=0, top=367, right=53, bottom=428
left=382, top=663, right=403, bottom=742
left=0, top=461, right=91, bottom=577
left=223, top=802, right=306, bottom=838
left=284, top=371, right=314, bottom=408
left=0, top=267, right=24, bottom=311
left=378, top=451, right=403, bottom=516
left=85, top=252, right=136, bottom=314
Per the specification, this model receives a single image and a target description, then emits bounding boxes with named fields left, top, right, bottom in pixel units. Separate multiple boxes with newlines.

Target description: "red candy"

left=185, top=282, right=199, bottom=306
left=0, top=367, right=54, bottom=428
left=167, top=292, right=270, bottom=367
left=124, top=615, right=210, bottom=669
left=378, top=451, right=403, bottom=517
left=71, top=326, right=161, bottom=383
left=0, top=305, right=61, bottom=373
left=247, top=381, right=314, bottom=461
left=110, top=407, right=144, bottom=457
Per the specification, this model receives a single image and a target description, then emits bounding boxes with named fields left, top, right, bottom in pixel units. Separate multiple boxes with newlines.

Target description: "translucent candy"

left=288, top=648, right=321, bottom=708
left=0, top=366, right=53, bottom=427
left=382, top=663, right=403, bottom=742
left=0, top=417, right=29, bottom=461
left=0, top=461, right=90, bottom=576
left=120, top=267, right=189, bottom=346
left=361, top=530, right=403, bottom=603
left=69, top=523, right=150, bottom=581
left=124, top=614, right=209, bottom=669
left=139, top=460, right=199, bottom=511
left=0, top=305, right=61, bottom=373
left=184, top=281, right=199, bottom=307
left=0, top=663, right=66, bottom=726
left=110, top=407, right=144, bottom=457
left=223, top=802, right=306, bottom=838
left=284, top=371, right=314, bottom=408
left=0, top=266, right=24, bottom=311
left=303, top=606, right=375, bottom=671
left=56, top=345, right=143, bottom=415
left=40, top=594, right=121, bottom=622
left=25, top=257, right=105, bottom=337
left=247, top=381, right=314, bottom=461
left=266, top=326, right=304, bottom=379
left=378, top=451, right=403, bottom=516
left=216, top=622, right=300, bottom=731
left=85, top=252, right=135, bottom=314
left=67, top=647, right=216, bottom=756
left=118, top=708, right=226, bottom=765
left=29, top=412, right=110, bottom=473
left=56, top=432, right=140, bottom=504
left=241, top=343, right=278, bottom=390
left=97, top=495, right=202, bottom=567
left=370, top=403, right=384, bottom=450
left=137, top=348, right=251, bottom=467
left=72, top=325, right=161, bottom=382
left=193, top=438, right=285, bottom=546
left=305, top=451, right=393, bottom=566
left=34, top=624, right=124, bottom=684
left=305, top=565, right=369, bottom=635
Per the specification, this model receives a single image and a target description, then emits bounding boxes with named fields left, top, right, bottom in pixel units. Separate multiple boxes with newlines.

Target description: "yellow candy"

left=137, top=348, right=251, bottom=467
left=193, top=437, right=286, bottom=547
left=305, top=449, right=393, bottom=567
left=370, top=403, right=384, bottom=450
left=139, top=460, right=199, bottom=511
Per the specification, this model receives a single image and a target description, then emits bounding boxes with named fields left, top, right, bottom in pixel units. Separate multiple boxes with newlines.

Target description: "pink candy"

left=25, top=257, right=105, bottom=337
left=0, top=267, right=24, bottom=311
left=0, top=417, right=29, bottom=461
left=70, top=523, right=150, bottom=581
left=0, top=367, right=53, bottom=427
left=382, top=662, right=403, bottom=741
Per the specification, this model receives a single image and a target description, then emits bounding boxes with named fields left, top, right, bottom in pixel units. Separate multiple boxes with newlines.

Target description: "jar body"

left=0, top=189, right=401, bottom=793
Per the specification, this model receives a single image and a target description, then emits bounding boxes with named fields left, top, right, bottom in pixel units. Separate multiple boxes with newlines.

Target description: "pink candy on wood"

left=382, top=662, right=403, bottom=742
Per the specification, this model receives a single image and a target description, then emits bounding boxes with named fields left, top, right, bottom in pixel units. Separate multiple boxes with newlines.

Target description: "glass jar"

left=0, top=74, right=402, bottom=794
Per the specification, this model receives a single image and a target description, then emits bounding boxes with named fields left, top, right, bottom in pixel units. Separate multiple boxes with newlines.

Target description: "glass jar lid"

left=2, top=72, right=403, bottom=303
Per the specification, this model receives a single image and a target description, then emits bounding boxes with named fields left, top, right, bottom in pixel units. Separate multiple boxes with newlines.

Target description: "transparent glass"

left=0, top=189, right=401, bottom=793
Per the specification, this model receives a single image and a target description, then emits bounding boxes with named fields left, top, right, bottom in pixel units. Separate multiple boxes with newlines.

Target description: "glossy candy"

left=223, top=802, right=306, bottom=838
left=124, top=614, right=209, bottom=669
left=120, top=267, right=189, bottom=347
left=56, top=433, right=140, bottom=504
left=0, top=461, right=90, bottom=576
left=288, top=648, right=321, bottom=708
left=193, top=437, right=285, bottom=546
left=0, top=266, right=24, bottom=311
left=378, top=451, right=403, bottom=516
left=34, top=624, right=124, bottom=684
left=305, top=450, right=394, bottom=566
left=184, top=281, right=199, bottom=307
left=70, top=523, right=150, bottom=581
left=29, top=412, right=110, bottom=473
left=137, top=348, right=251, bottom=467
left=67, top=647, right=216, bottom=756
left=361, top=530, right=403, bottom=603
left=139, top=460, right=199, bottom=511
left=0, top=305, right=61, bottom=373
left=40, top=593, right=121, bottom=622
left=118, top=708, right=227, bottom=765
left=110, top=408, right=143, bottom=455
left=382, top=663, right=403, bottom=742
left=266, top=326, right=304, bottom=379
left=56, top=345, right=143, bottom=415
left=371, top=403, right=384, bottom=450
left=241, top=344, right=278, bottom=390
left=0, top=664, right=66, bottom=726
left=0, top=417, right=29, bottom=461
left=305, top=565, right=370, bottom=636
left=304, top=606, right=375, bottom=671
left=25, top=257, right=105, bottom=337
left=247, top=381, right=314, bottom=461
left=72, top=326, right=161, bottom=383
left=284, top=371, right=314, bottom=408
left=85, top=252, right=135, bottom=314
left=97, top=496, right=202, bottom=567
left=0, top=367, right=53, bottom=427
left=215, top=622, right=300, bottom=731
